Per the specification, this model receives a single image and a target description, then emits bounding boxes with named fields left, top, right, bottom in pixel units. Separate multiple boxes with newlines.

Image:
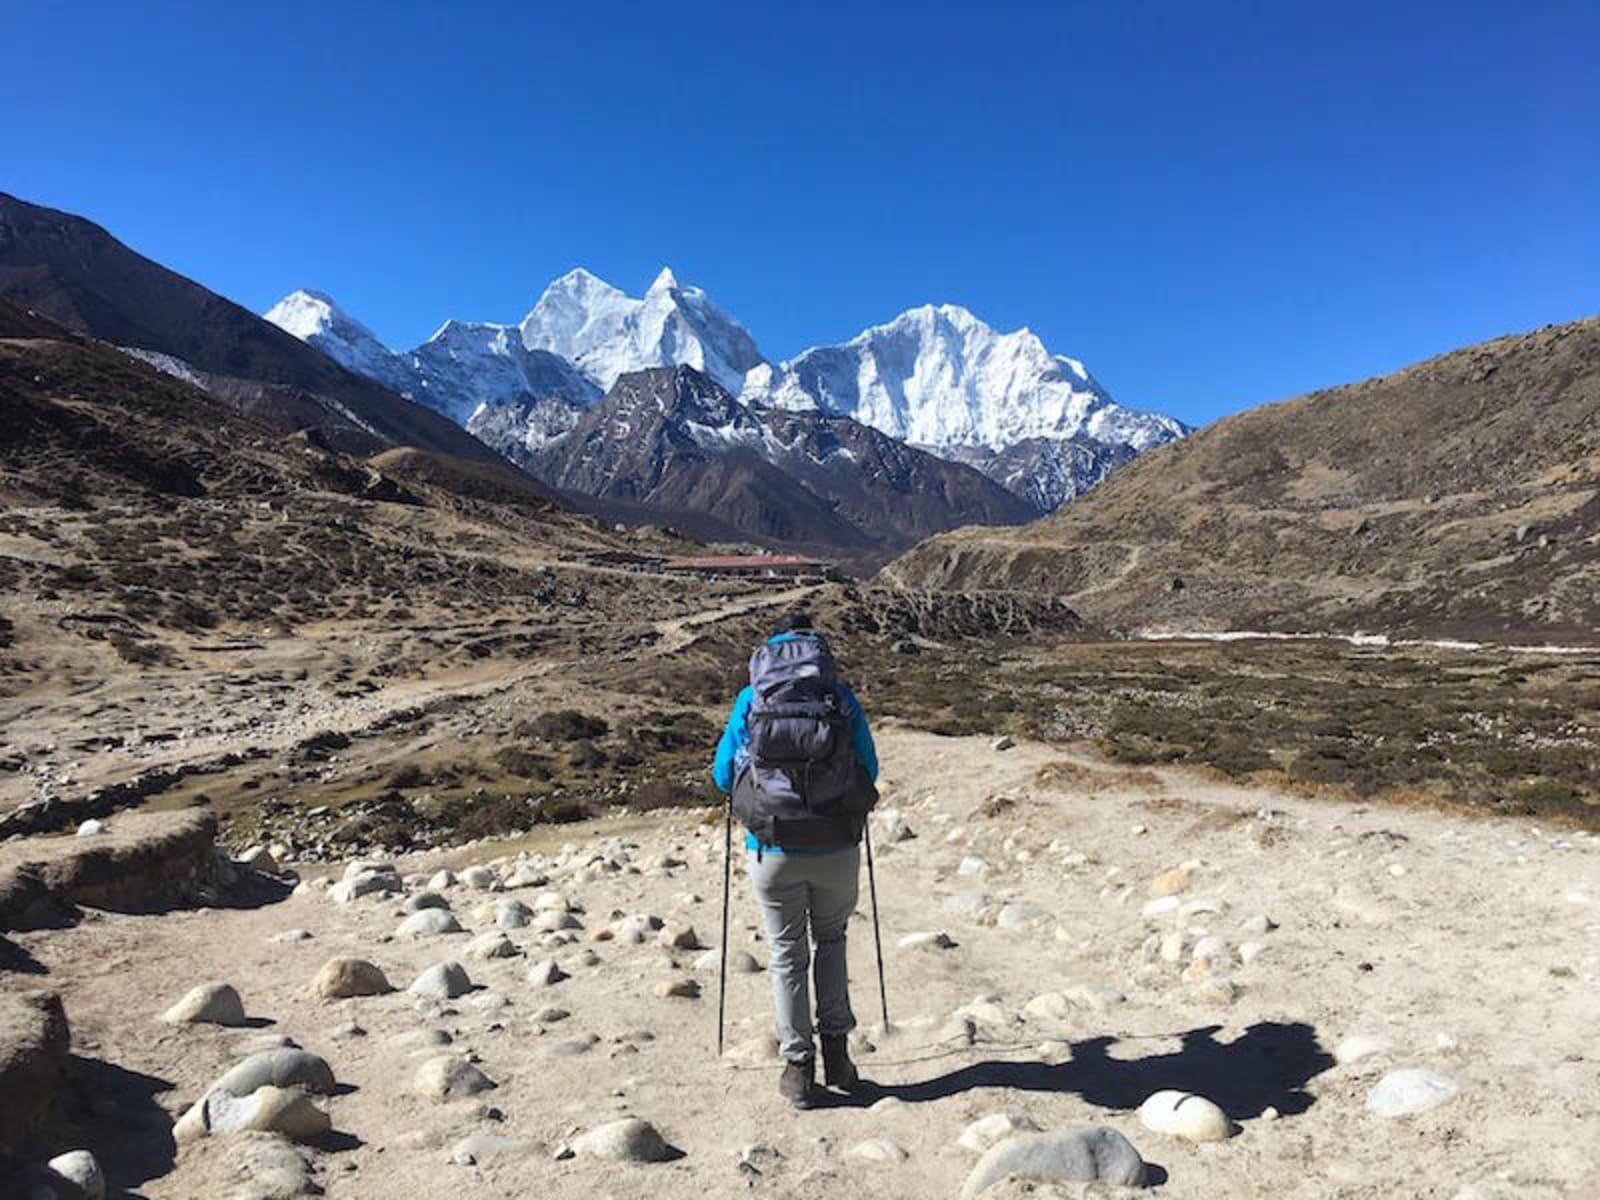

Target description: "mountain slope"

left=883, top=316, right=1600, bottom=639
left=0, top=193, right=498, bottom=463
left=486, top=365, right=1036, bottom=562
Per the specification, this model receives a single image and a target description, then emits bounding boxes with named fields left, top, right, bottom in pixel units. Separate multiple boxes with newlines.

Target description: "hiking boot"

left=821, top=1034, right=860, bottom=1092
left=779, top=1058, right=816, bottom=1109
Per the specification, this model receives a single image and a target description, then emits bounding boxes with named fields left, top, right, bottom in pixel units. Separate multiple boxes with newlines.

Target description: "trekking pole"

left=717, top=796, right=733, bottom=1058
left=863, top=821, right=889, bottom=1030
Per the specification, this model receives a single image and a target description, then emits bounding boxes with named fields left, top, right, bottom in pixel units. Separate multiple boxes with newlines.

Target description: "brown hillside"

left=883, top=316, right=1600, bottom=639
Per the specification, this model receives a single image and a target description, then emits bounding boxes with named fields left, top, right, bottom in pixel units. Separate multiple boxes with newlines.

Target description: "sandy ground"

left=13, top=726, right=1600, bottom=1199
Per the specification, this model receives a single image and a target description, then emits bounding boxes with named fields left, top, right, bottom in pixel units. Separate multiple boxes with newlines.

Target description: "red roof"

left=663, top=555, right=822, bottom=570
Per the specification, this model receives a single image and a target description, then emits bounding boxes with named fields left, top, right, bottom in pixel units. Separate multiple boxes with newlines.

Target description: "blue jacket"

left=712, top=633, right=878, bottom=853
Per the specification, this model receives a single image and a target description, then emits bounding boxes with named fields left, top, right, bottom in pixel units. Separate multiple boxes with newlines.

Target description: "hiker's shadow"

left=857, top=1021, right=1333, bottom=1120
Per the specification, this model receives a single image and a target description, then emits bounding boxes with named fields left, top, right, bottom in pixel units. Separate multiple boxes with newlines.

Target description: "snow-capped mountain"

left=519, top=267, right=767, bottom=395
left=265, top=290, right=598, bottom=425
left=743, top=302, right=1186, bottom=453
left=263, top=290, right=413, bottom=393
left=266, top=274, right=1187, bottom=516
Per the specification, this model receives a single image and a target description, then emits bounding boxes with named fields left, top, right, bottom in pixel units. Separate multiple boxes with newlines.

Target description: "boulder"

left=1367, top=1068, right=1460, bottom=1118
left=213, top=1049, right=336, bottom=1098
left=958, top=1112, right=1041, bottom=1153
left=162, top=982, right=246, bottom=1026
left=572, top=1117, right=674, bottom=1162
left=311, top=958, right=392, bottom=1000
left=413, top=1055, right=495, bottom=1102
left=409, top=961, right=473, bottom=999
left=42, top=1150, right=106, bottom=1200
left=1137, top=1090, right=1234, bottom=1142
left=174, top=1085, right=330, bottom=1145
left=396, top=909, right=463, bottom=938
left=961, top=1128, right=1147, bottom=1198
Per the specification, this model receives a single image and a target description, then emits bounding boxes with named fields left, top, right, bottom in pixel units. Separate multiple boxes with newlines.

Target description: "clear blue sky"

left=7, top=1, right=1597, bottom=426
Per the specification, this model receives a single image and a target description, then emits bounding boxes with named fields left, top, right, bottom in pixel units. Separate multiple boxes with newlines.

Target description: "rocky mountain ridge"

left=265, top=271, right=1185, bottom=512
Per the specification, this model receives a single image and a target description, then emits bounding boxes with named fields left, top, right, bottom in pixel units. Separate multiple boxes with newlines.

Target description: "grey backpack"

left=732, top=635, right=875, bottom=849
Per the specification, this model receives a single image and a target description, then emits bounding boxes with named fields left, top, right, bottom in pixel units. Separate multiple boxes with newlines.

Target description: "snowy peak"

left=744, top=302, right=1184, bottom=456
left=519, top=267, right=768, bottom=395
left=263, top=288, right=408, bottom=390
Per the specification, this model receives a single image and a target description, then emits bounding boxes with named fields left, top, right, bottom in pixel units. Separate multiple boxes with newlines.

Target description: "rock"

left=272, top=929, right=314, bottom=944
left=1238, top=913, right=1277, bottom=936
left=311, top=958, right=392, bottom=1000
left=1335, top=1033, right=1396, bottom=1065
left=997, top=902, right=1051, bottom=929
left=958, top=1112, right=1042, bottom=1153
left=532, top=890, right=570, bottom=913
left=877, top=810, right=915, bottom=842
left=330, top=869, right=400, bottom=904
left=1137, top=1090, right=1234, bottom=1142
left=572, top=1117, right=674, bottom=1162
left=526, top=959, right=567, bottom=986
left=236, top=846, right=279, bottom=875
left=409, top=961, right=473, bottom=999
left=692, top=948, right=761, bottom=972
left=532, top=1005, right=570, bottom=1023
left=42, top=1150, right=105, bottom=1200
left=849, top=1138, right=908, bottom=1163
left=1188, top=975, right=1239, bottom=1005
left=495, top=899, right=534, bottom=929
left=961, top=1127, right=1147, bottom=1198
left=659, top=923, right=702, bottom=950
left=162, top=982, right=246, bottom=1026
left=223, top=1134, right=316, bottom=1199
left=528, top=910, right=579, bottom=935
left=428, top=869, right=457, bottom=891
left=898, top=930, right=956, bottom=951
left=1023, top=983, right=1125, bottom=1021
left=1191, top=935, right=1231, bottom=964
left=213, top=1049, right=337, bottom=1098
left=329, top=1021, right=365, bottom=1041
left=506, top=864, right=547, bottom=888
left=654, top=978, right=701, bottom=999
left=75, top=820, right=106, bottom=837
left=1366, top=1068, right=1460, bottom=1118
left=1149, top=868, right=1191, bottom=897
left=1141, top=896, right=1181, bottom=919
left=992, top=735, right=1015, bottom=752
left=1238, top=939, right=1267, bottom=964
left=545, top=1034, right=601, bottom=1057
left=467, top=931, right=519, bottom=960
left=957, top=857, right=989, bottom=876
left=460, top=866, right=499, bottom=890
left=396, top=908, right=463, bottom=938
left=452, top=1132, right=533, bottom=1165
left=413, top=1055, right=496, bottom=1101
left=403, top=891, right=451, bottom=914
left=389, top=1028, right=453, bottom=1054
left=174, top=1085, right=331, bottom=1145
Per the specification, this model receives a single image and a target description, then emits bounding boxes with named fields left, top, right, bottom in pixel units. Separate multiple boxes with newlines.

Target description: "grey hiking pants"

left=748, top=843, right=860, bottom=1064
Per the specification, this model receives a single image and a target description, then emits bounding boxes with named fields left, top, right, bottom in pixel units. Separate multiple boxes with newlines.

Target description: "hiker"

left=712, top=611, right=879, bottom=1108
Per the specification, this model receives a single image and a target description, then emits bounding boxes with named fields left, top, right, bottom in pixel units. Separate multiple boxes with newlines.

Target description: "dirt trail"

left=11, top=726, right=1599, bottom=1198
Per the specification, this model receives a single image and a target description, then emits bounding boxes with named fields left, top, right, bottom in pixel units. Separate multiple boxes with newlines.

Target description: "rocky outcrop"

left=0, top=811, right=218, bottom=930
left=0, top=989, right=69, bottom=1155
